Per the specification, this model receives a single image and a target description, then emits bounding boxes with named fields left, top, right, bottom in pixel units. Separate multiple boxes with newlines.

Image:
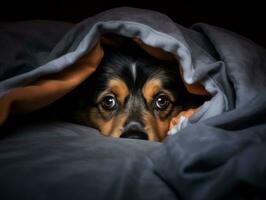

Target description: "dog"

left=65, top=40, right=206, bottom=141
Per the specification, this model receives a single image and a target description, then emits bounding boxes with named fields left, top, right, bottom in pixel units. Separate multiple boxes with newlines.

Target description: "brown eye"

left=101, top=95, right=117, bottom=110
left=154, top=94, right=170, bottom=110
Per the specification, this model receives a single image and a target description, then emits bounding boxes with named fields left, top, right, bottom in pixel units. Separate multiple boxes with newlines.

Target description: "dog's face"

left=73, top=44, right=193, bottom=141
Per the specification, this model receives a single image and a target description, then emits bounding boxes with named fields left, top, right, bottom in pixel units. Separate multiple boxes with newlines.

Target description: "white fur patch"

left=167, top=116, right=188, bottom=135
left=131, top=62, right=137, bottom=82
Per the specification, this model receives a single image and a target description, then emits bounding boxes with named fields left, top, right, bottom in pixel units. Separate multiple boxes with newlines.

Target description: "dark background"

left=1, top=0, right=265, bottom=47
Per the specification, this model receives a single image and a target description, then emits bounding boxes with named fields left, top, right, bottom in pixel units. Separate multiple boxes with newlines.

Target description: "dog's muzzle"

left=120, top=121, right=148, bottom=140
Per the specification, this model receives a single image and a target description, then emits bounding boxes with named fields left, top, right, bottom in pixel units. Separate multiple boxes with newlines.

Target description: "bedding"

left=0, top=7, right=266, bottom=199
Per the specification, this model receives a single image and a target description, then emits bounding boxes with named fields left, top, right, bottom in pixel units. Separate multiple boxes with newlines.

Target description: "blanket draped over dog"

left=1, top=7, right=266, bottom=200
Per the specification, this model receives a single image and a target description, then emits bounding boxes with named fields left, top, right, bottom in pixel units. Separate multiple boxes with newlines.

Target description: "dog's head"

left=73, top=44, right=199, bottom=141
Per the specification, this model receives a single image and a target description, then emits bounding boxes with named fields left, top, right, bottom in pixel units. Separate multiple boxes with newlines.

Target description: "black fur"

left=74, top=42, right=202, bottom=111
left=44, top=38, right=208, bottom=128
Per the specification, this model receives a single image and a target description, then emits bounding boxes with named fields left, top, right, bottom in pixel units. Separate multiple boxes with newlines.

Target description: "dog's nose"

left=120, top=121, right=148, bottom=140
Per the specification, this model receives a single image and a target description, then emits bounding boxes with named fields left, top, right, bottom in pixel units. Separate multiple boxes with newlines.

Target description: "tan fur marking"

left=96, top=79, right=129, bottom=104
left=91, top=111, right=127, bottom=138
left=143, top=111, right=160, bottom=141
left=109, top=113, right=127, bottom=138
left=142, top=79, right=162, bottom=104
left=81, top=79, right=129, bottom=138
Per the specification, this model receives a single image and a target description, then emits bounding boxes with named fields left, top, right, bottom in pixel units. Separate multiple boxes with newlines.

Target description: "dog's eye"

left=154, top=94, right=170, bottom=110
left=101, top=95, right=117, bottom=110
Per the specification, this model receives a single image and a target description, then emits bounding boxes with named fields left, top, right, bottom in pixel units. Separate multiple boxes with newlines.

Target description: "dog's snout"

left=121, top=121, right=148, bottom=140
left=123, top=121, right=144, bottom=132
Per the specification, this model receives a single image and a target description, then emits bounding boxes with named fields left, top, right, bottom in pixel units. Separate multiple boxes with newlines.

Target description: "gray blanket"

left=0, top=7, right=266, bottom=200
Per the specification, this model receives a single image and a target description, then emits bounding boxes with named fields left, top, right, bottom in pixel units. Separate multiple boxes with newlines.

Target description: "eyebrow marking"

left=142, top=79, right=162, bottom=104
left=131, top=62, right=137, bottom=82
left=97, top=79, right=129, bottom=104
